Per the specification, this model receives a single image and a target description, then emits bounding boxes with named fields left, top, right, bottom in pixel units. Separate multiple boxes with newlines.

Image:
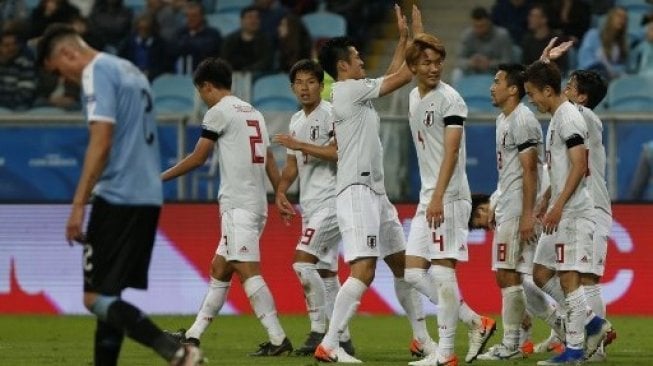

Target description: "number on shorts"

left=555, top=243, right=565, bottom=263
left=432, top=233, right=444, bottom=251
left=83, top=244, right=93, bottom=271
left=247, top=120, right=265, bottom=164
left=497, top=243, right=507, bottom=262
left=301, top=228, right=315, bottom=245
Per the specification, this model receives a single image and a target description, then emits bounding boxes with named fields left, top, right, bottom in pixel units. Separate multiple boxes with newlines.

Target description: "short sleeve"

left=559, top=114, right=587, bottom=143
left=514, top=113, right=541, bottom=152
left=82, top=63, right=116, bottom=123
left=442, top=92, right=468, bottom=120
left=345, top=78, right=383, bottom=103
left=201, top=107, right=227, bottom=138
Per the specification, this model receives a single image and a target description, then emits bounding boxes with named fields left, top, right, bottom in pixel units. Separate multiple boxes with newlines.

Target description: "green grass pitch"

left=1, top=314, right=651, bottom=365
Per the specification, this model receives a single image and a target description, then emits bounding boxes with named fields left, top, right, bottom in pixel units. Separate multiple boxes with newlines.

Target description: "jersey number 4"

left=247, top=120, right=265, bottom=164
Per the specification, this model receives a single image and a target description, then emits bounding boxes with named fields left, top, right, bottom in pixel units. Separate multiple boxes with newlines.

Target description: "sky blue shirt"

left=82, top=53, right=162, bottom=206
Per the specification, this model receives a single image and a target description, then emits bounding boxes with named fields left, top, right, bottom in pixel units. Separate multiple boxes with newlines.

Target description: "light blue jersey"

left=82, top=53, right=162, bottom=206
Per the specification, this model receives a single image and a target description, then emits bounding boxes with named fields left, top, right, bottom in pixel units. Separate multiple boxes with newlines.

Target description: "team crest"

left=367, top=235, right=377, bottom=249
left=309, top=126, right=319, bottom=141
left=423, top=111, right=435, bottom=127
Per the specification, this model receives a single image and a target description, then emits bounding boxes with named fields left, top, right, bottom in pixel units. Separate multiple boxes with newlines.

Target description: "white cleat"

left=476, top=344, right=523, bottom=360
left=465, top=316, right=497, bottom=363
left=335, top=347, right=363, bottom=363
left=585, top=347, right=607, bottom=363
left=408, top=353, right=439, bottom=366
left=585, top=317, right=612, bottom=359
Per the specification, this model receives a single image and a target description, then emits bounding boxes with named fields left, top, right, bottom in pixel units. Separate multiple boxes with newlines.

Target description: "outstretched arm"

left=540, top=37, right=574, bottom=63
left=161, top=137, right=213, bottom=181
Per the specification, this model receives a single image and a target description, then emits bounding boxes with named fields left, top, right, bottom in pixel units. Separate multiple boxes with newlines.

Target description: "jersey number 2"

left=247, top=120, right=264, bottom=164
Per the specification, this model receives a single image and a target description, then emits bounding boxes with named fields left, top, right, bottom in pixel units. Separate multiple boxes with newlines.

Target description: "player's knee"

left=404, top=267, right=427, bottom=287
left=532, top=264, right=553, bottom=288
left=87, top=294, right=119, bottom=320
left=292, top=262, right=317, bottom=279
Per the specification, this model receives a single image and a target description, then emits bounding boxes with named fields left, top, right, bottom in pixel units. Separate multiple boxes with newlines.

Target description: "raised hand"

left=395, top=3, right=409, bottom=39
left=540, top=37, right=574, bottom=63
left=411, top=4, right=424, bottom=35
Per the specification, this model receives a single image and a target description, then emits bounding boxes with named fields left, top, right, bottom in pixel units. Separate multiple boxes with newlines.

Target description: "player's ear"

left=336, top=59, right=348, bottom=73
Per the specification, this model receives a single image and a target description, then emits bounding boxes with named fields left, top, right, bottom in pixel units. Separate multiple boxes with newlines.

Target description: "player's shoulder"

left=513, top=103, right=539, bottom=125
left=437, top=81, right=464, bottom=103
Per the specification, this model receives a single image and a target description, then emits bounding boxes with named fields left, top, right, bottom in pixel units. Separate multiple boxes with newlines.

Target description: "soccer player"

left=161, top=58, right=293, bottom=357
left=313, top=5, right=433, bottom=363
left=39, top=24, right=202, bottom=365
left=403, top=33, right=497, bottom=366
left=476, top=63, right=544, bottom=360
left=272, top=59, right=355, bottom=356
left=523, top=61, right=611, bottom=365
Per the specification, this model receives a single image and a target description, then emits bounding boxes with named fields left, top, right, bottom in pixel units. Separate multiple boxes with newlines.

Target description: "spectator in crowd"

left=119, top=13, right=172, bottom=80
left=548, top=0, right=591, bottom=44
left=173, top=1, right=221, bottom=74
left=276, top=13, right=312, bottom=72
left=630, top=14, right=653, bottom=76
left=325, top=0, right=382, bottom=47
left=68, top=0, right=93, bottom=16
left=491, top=0, right=532, bottom=44
left=255, top=0, right=288, bottom=45
left=0, top=0, right=28, bottom=32
left=0, top=30, right=36, bottom=110
left=578, top=6, right=629, bottom=80
left=28, top=0, right=80, bottom=39
left=144, top=0, right=185, bottom=44
left=454, top=7, right=513, bottom=83
left=521, top=3, right=568, bottom=72
left=33, top=69, right=80, bottom=110
left=69, top=14, right=105, bottom=51
left=279, top=0, right=317, bottom=15
left=88, top=0, right=133, bottom=53
left=222, top=6, right=272, bottom=72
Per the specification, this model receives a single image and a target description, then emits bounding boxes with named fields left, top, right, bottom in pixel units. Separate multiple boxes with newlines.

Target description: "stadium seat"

left=456, top=74, right=495, bottom=112
left=24, top=0, right=39, bottom=10
left=606, top=74, right=653, bottom=111
left=206, top=13, right=240, bottom=37
left=123, top=0, right=145, bottom=13
left=0, top=106, right=13, bottom=114
left=252, top=73, right=297, bottom=111
left=301, top=11, right=347, bottom=40
left=215, top=0, right=253, bottom=15
left=152, top=74, right=196, bottom=114
left=615, top=0, right=652, bottom=12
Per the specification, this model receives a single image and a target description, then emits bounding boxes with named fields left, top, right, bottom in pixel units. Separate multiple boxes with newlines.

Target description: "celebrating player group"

left=57, top=2, right=617, bottom=365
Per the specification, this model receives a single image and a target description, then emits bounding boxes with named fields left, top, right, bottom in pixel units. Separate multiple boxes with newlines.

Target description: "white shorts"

left=215, top=208, right=266, bottom=262
left=336, top=185, right=406, bottom=263
left=533, top=216, right=594, bottom=272
left=406, top=200, right=471, bottom=261
left=582, top=209, right=611, bottom=276
left=296, top=206, right=340, bottom=272
left=492, top=217, right=537, bottom=274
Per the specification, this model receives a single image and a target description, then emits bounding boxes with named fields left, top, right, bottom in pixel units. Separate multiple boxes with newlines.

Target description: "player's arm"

left=66, top=121, right=113, bottom=244
left=274, top=133, right=338, bottom=162
left=276, top=154, right=298, bottom=223
left=427, top=122, right=464, bottom=228
left=161, top=137, right=213, bottom=181
left=539, top=37, right=574, bottom=63
left=265, top=148, right=281, bottom=192
left=379, top=4, right=413, bottom=97
left=518, top=146, right=539, bottom=240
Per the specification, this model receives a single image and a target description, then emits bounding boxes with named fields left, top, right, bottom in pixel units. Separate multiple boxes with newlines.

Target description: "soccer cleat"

left=536, top=347, right=584, bottom=365
left=464, top=316, right=496, bottom=363
left=409, top=353, right=458, bottom=366
left=476, top=344, right=523, bottom=360
left=249, top=337, right=293, bottom=356
left=170, top=344, right=205, bottom=366
left=603, top=328, right=617, bottom=347
left=165, top=328, right=200, bottom=347
left=409, top=338, right=438, bottom=358
left=340, top=338, right=357, bottom=356
left=314, top=344, right=362, bottom=363
left=294, top=331, right=324, bottom=356
left=585, top=317, right=612, bottom=359
left=520, top=339, right=535, bottom=356
left=585, top=346, right=607, bottom=363
left=534, top=331, right=565, bottom=354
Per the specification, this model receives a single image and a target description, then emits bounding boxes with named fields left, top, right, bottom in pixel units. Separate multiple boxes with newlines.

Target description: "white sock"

left=186, top=277, right=230, bottom=339
left=293, top=262, right=327, bottom=333
left=322, top=277, right=366, bottom=350
left=542, top=277, right=565, bottom=305
left=523, top=277, right=564, bottom=337
left=564, top=287, right=588, bottom=349
left=323, top=276, right=352, bottom=342
left=432, top=266, right=460, bottom=358
left=395, top=276, right=429, bottom=342
left=583, top=284, right=605, bottom=318
left=404, top=268, right=439, bottom=304
left=243, top=275, right=286, bottom=345
left=501, top=285, right=525, bottom=350
left=459, top=300, right=481, bottom=328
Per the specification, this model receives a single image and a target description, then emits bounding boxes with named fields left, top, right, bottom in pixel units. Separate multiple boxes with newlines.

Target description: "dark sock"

left=94, top=320, right=124, bottom=366
left=106, top=300, right=180, bottom=361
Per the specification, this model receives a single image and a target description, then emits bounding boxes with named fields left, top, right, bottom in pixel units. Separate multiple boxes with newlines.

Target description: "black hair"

left=240, top=5, right=259, bottom=18
left=317, top=36, right=355, bottom=79
left=523, top=60, right=561, bottom=94
left=471, top=7, right=490, bottom=20
left=289, top=59, right=324, bottom=83
left=469, top=193, right=491, bottom=229
left=497, top=63, right=526, bottom=99
left=569, top=70, right=607, bottom=109
left=36, top=23, right=78, bottom=68
left=193, top=57, right=232, bottom=90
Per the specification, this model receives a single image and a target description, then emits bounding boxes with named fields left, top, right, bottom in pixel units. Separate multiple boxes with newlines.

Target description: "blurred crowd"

left=0, top=0, right=390, bottom=111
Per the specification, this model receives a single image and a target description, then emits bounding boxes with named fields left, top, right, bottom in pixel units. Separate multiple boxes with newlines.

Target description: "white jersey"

left=408, top=82, right=471, bottom=205
left=201, top=95, right=269, bottom=216
left=578, top=105, right=612, bottom=215
left=288, top=100, right=337, bottom=217
left=495, top=103, right=544, bottom=223
left=545, top=101, right=593, bottom=218
left=331, top=78, right=385, bottom=195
